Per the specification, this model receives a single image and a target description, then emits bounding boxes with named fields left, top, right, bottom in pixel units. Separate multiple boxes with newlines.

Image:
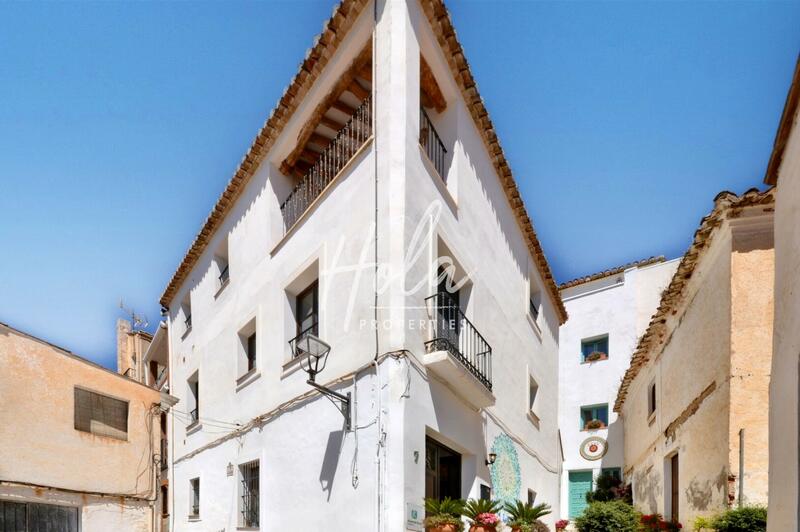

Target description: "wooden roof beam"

left=421, top=55, right=447, bottom=113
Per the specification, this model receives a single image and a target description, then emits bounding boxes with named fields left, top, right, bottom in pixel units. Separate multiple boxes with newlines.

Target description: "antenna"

left=119, top=299, right=149, bottom=331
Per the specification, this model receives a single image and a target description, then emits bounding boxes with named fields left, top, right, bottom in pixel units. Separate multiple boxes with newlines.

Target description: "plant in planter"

left=424, top=497, right=465, bottom=532
left=641, top=513, right=682, bottom=531
left=584, top=419, right=605, bottom=430
left=463, top=499, right=502, bottom=532
left=586, top=351, right=607, bottom=362
left=555, top=519, right=569, bottom=530
left=503, top=501, right=552, bottom=532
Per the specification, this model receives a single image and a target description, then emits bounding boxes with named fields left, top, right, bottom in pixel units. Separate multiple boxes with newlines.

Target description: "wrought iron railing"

left=184, top=314, right=192, bottom=331
left=280, top=95, right=373, bottom=232
left=189, top=408, right=198, bottom=425
left=420, top=107, right=447, bottom=179
left=123, top=367, right=136, bottom=379
left=425, top=292, right=492, bottom=391
left=155, top=366, right=168, bottom=390
left=288, top=322, right=319, bottom=359
left=218, top=264, right=229, bottom=286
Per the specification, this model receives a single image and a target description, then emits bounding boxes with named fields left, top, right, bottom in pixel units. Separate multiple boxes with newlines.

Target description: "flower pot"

left=426, top=526, right=460, bottom=532
left=469, top=527, right=497, bottom=532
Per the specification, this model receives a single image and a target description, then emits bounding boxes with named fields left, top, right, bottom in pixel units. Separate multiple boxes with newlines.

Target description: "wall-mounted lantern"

left=485, top=452, right=497, bottom=466
left=295, top=333, right=351, bottom=430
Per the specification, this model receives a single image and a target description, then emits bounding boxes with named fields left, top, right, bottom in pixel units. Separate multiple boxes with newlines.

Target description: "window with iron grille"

left=74, top=387, right=128, bottom=440
left=189, top=478, right=200, bottom=517
left=239, top=461, right=259, bottom=527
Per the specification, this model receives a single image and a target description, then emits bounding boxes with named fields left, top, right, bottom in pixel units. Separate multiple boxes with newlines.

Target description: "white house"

left=158, top=0, right=567, bottom=530
left=764, top=56, right=800, bottom=532
left=557, top=257, right=679, bottom=521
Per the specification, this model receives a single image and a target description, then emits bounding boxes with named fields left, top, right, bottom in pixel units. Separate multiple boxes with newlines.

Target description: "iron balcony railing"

left=425, top=292, right=493, bottom=391
left=280, top=95, right=373, bottom=232
left=184, top=314, right=192, bottom=331
left=420, top=107, right=447, bottom=179
left=189, top=408, right=198, bottom=425
left=288, top=322, right=319, bottom=359
left=155, top=366, right=168, bottom=390
left=218, top=264, right=230, bottom=286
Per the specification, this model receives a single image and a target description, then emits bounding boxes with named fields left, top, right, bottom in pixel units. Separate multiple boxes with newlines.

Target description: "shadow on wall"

left=319, top=429, right=345, bottom=501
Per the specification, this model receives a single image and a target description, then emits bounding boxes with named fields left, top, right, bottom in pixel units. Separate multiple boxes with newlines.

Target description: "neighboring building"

left=557, top=256, right=679, bottom=520
left=157, top=0, right=567, bottom=529
left=117, top=318, right=172, bottom=532
left=615, top=189, right=775, bottom=526
left=763, top=55, right=800, bottom=532
left=0, top=320, right=172, bottom=532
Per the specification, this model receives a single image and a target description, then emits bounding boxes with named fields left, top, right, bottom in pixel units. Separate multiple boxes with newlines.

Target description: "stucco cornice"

left=613, top=188, right=775, bottom=413
left=765, top=54, right=800, bottom=186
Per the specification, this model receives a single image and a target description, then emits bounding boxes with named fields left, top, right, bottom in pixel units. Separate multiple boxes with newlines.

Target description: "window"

left=215, top=236, right=230, bottom=292
left=529, top=280, right=542, bottom=322
left=602, top=468, right=622, bottom=482
left=291, top=280, right=319, bottom=358
left=480, top=484, right=491, bottom=501
left=581, top=335, right=609, bottom=362
left=648, top=380, right=657, bottom=418
left=181, top=295, right=192, bottom=334
left=237, top=318, right=258, bottom=378
left=527, top=489, right=537, bottom=505
left=187, top=372, right=199, bottom=428
left=528, top=375, right=540, bottom=418
left=74, top=387, right=128, bottom=440
left=580, top=404, right=608, bottom=430
left=239, top=461, right=260, bottom=528
left=189, top=478, right=200, bottom=518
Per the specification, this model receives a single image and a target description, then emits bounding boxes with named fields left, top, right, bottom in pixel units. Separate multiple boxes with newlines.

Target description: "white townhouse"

left=158, top=0, right=567, bottom=530
left=557, top=257, right=678, bottom=521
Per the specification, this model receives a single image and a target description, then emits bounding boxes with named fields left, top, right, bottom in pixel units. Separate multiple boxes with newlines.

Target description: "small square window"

left=580, top=404, right=608, bottom=430
left=187, top=372, right=199, bottom=428
left=529, top=376, right=539, bottom=414
left=237, top=318, right=258, bottom=379
left=189, top=478, right=200, bottom=517
left=581, top=335, right=609, bottom=362
left=602, top=468, right=621, bottom=482
left=181, top=295, right=193, bottom=334
left=480, top=484, right=491, bottom=501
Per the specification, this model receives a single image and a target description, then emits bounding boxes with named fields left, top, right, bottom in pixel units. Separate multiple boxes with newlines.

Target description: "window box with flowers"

left=581, top=404, right=609, bottom=431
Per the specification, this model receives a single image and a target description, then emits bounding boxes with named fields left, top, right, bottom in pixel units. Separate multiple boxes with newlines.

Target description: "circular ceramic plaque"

left=579, top=436, right=608, bottom=461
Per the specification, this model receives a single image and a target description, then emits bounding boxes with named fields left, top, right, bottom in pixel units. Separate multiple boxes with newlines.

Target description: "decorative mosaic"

left=490, top=433, right=521, bottom=508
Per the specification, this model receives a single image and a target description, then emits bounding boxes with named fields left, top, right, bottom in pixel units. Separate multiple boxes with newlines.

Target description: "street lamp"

left=294, top=332, right=351, bottom=430
left=485, top=452, right=497, bottom=466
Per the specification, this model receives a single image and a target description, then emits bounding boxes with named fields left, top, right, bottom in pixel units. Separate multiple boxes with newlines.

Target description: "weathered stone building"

left=0, top=321, right=173, bottom=532
left=764, top=56, right=800, bottom=532
left=615, top=189, right=775, bottom=526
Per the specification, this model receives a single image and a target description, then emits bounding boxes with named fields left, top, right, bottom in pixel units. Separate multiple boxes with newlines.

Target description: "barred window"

left=239, top=461, right=259, bottom=527
left=74, top=387, right=128, bottom=440
left=189, top=478, right=200, bottom=517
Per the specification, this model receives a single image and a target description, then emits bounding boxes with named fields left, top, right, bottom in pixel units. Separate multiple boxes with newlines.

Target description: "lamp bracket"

left=307, top=380, right=351, bottom=431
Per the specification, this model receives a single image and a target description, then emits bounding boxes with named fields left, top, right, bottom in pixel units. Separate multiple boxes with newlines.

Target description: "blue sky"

left=0, top=1, right=797, bottom=369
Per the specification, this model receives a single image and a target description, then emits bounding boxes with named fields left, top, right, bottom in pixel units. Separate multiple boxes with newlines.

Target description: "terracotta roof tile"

left=558, top=256, right=667, bottom=291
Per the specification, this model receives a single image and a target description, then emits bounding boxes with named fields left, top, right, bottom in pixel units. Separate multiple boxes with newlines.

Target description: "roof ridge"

left=613, top=187, right=775, bottom=413
left=558, top=256, right=667, bottom=291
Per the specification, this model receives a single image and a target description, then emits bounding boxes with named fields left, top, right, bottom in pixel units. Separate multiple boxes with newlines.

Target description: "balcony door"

left=436, top=267, right=461, bottom=346
left=425, top=437, right=461, bottom=501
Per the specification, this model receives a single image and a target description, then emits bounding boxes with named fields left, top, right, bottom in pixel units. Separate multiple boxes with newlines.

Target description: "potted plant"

left=424, top=497, right=465, bottom=532
left=586, top=351, right=607, bottom=362
left=641, top=513, right=682, bottom=531
left=463, top=499, right=502, bottom=532
left=504, top=501, right=552, bottom=532
left=584, top=419, right=605, bottom=430
left=555, top=519, right=569, bottom=530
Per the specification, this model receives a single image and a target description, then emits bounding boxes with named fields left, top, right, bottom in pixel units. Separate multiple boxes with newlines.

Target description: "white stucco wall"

left=768, top=108, right=800, bottom=531
left=557, top=259, right=678, bottom=519
left=164, top=0, right=563, bottom=530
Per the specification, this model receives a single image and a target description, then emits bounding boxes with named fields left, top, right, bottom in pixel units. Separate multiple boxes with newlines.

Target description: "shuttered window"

left=74, top=387, right=128, bottom=440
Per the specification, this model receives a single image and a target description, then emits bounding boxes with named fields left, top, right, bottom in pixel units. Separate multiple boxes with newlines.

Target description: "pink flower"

left=475, top=512, right=500, bottom=525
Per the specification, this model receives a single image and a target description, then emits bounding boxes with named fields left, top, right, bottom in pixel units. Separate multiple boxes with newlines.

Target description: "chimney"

left=117, top=318, right=132, bottom=375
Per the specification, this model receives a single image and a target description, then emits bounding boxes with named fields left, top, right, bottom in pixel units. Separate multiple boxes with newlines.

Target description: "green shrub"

left=693, top=515, right=714, bottom=531
left=504, top=500, right=552, bottom=525
left=574, top=501, right=640, bottom=532
left=424, top=497, right=464, bottom=531
left=710, top=506, right=767, bottom=531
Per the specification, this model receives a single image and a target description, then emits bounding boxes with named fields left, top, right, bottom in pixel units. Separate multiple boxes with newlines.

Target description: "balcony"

left=424, top=292, right=494, bottom=408
left=420, top=107, right=447, bottom=179
left=280, top=95, right=373, bottom=232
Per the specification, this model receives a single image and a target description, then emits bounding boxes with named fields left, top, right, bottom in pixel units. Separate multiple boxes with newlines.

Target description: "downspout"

left=739, top=428, right=744, bottom=507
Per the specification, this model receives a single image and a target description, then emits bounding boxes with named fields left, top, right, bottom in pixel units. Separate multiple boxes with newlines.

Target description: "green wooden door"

left=568, top=471, right=593, bottom=518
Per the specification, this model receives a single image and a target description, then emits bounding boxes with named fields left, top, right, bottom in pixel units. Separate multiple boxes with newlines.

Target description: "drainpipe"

left=738, top=428, right=744, bottom=507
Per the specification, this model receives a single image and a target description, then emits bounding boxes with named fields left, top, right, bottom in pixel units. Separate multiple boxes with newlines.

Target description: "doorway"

left=666, top=453, right=679, bottom=522
left=425, top=437, right=462, bottom=500
left=568, top=470, right=593, bottom=518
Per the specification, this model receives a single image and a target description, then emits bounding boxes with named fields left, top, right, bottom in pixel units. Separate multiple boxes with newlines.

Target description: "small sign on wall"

left=406, top=502, right=424, bottom=531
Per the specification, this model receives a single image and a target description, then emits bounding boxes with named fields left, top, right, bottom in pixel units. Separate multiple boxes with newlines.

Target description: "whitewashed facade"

left=557, top=258, right=678, bottom=520
left=160, top=0, right=566, bottom=530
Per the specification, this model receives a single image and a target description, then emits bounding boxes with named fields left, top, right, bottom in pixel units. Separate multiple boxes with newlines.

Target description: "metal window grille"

left=74, top=388, right=128, bottom=440
left=189, top=478, right=200, bottom=517
left=240, top=461, right=259, bottom=527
